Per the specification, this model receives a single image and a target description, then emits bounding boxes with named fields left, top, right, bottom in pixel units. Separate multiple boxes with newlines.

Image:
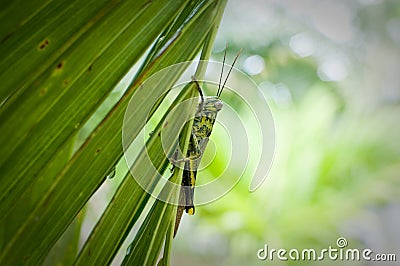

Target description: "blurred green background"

left=173, top=0, right=400, bottom=265
left=69, top=0, right=400, bottom=265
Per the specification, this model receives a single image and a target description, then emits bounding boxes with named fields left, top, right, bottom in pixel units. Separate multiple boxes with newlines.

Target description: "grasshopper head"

left=205, top=96, right=223, bottom=111
left=196, top=96, right=223, bottom=118
left=202, top=96, right=223, bottom=112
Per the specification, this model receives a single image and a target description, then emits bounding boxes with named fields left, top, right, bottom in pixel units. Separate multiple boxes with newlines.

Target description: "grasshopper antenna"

left=217, top=43, right=228, bottom=97
left=217, top=47, right=242, bottom=98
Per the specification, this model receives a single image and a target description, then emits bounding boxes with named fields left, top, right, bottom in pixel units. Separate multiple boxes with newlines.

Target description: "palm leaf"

left=0, top=0, right=227, bottom=264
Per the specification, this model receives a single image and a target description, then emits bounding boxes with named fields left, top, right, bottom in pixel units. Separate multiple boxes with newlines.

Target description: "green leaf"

left=0, top=0, right=227, bottom=265
left=74, top=80, right=198, bottom=265
left=119, top=78, right=199, bottom=266
left=0, top=0, right=187, bottom=217
left=121, top=174, right=180, bottom=266
left=43, top=210, right=84, bottom=266
left=121, top=2, right=228, bottom=265
left=75, top=1, right=227, bottom=264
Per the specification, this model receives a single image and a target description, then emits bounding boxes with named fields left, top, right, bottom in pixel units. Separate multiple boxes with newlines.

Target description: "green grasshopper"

left=173, top=49, right=241, bottom=237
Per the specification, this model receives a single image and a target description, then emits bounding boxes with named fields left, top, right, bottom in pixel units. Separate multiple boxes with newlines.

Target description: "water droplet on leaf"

left=126, top=244, right=132, bottom=255
left=106, top=166, right=116, bottom=179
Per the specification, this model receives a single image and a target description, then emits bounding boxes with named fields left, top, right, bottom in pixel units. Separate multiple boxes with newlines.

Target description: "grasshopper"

left=173, top=48, right=241, bottom=237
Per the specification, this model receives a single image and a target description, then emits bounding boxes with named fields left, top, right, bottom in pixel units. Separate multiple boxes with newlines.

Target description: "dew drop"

left=106, top=166, right=116, bottom=179
left=126, top=244, right=132, bottom=255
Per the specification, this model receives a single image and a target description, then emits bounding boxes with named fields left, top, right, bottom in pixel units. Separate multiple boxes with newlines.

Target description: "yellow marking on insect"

left=187, top=207, right=194, bottom=215
left=189, top=171, right=196, bottom=188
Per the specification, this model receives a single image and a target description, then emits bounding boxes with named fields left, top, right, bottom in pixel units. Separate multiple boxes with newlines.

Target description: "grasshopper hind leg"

left=174, top=186, right=195, bottom=237
left=174, top=174, right=195, bottom=237
left=181, top=173, right=195, bottom=215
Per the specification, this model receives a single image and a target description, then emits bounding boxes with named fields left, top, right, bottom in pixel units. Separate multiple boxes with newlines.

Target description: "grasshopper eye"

left=214, top=100, right=223, bottom=110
